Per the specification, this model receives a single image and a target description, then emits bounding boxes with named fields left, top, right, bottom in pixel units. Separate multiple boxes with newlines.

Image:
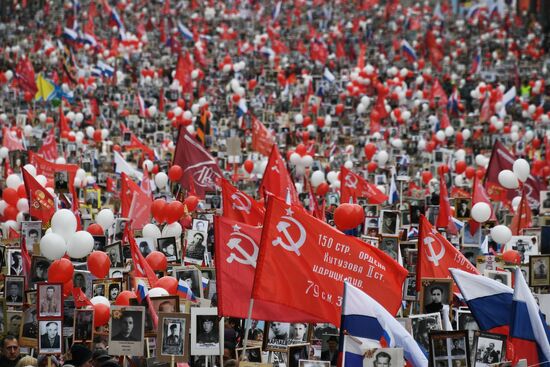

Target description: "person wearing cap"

left=321, top=336, right=338, bottom=366
left=22, top=308, right=38, bottom=339
left=32, top=260, right=49, bottom=283
left=63, top=344, right=93, bottom=367
left=197, top=316, right=218, bottom=344
left=165, top=324, right=180, bottom=345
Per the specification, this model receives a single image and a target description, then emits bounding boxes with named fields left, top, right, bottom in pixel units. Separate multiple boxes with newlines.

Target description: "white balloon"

left=294, top=114, right=304, bottom=124
left=85, top=126, right=95, bottom=138
left=454, top=175, right=465, bottom=186
left=147, top=105, right=157, bottom=117
left=162, top=222, right=182, bottom=237
left=0, top=147, right=8, bottom=159
left=344, top=160, right=353, bottom=169
left=55, top=157, right=66, bottom=164
left=40, top=232, right=67, bottom=260
left=490, top=225, right=512, bottom=244
left=512, top=196, right=522, bottom=211
left=90, top=296, right=110, bottom=307
left=143, top=223, right=162, bottom=240
left=39, top=113, right=47, bottom=123
left=149, top=287, right=169, bottom=297
left=512, top=159, right=530, bottom=183
left=497, top=170, right=519, bottom=189
left=16, top=212, right=25, bottom=223
left=51, top=209, right=77, bottom=241
left=6, top=174, right=21, bottom=189
left=16, top=198, right=28, bottom=213
left=475, top=154, right=486, bottom=167
left=462, top=129, right=471, bottom=140
left=289, top=152, right=301, bottom=165
left=332, top=180, right=341, bottom=189
left=143, top=160, right=154, bottom=172
left=76, top=168, right=87, bottom=180
left=183, top=110, right=192, bottom=120
left=66, top=231, right=95, bottom=258
left=327, top=171, right=339, bottom=184
left=435, top=130, right=446, bottom=142
left=310, top=171, right=325, bottom=187
left=154, top=172, right=169, bottom=189
left=301, top=155, right=314, bottom=167
left=377, top=150, right=389, bottom=165
left=391, top=138, right=403, bottom=149
left=75, top=112, right=84, bottom=123
left=471, top=202, right=491, bottom=223
left=23, top=125, right=33, bottom=136
left=36, top=175, right=47, bottom=187
left=444, top=126, right=455, bottom=137
left=23, top=164, right=36, bottom=176
left=418, top=139, right=426, bottom=150
left=0, top=200, right=6, bottom=215
left=96, top=209, right=115, bottom=230
left=101, top=129, right=109, bottom=139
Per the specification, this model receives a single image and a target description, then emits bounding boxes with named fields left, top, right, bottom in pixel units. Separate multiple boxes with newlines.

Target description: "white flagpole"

left=239, top=298, right=256, bottom=361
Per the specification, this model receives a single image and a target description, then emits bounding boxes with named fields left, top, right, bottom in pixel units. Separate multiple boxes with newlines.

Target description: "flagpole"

left=239, top=298, right=255, bottom=361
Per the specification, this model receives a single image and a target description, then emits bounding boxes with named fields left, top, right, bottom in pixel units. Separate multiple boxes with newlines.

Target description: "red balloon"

left=421, top=171, right=433, bottom=185
left=295, top=143, right=307, bottom=156
left=248, top=79, right=257, bottom=90
left=155, top=276, right=178, bottom=295
left=181, top=214, right=193, bottom=229
left=502, top=250, right=521, bottom=265
left=87, top=251, right=111, bottom=279
left=93, top=130, right=102, bottom=142
left=151, top=199, right=167, bottom=223
left=364, top=143, right=377, bottom=160
left=48, top=258, right=74, bottom=284
left=455, top=161, right=467, bottom=174
left=184, top=195, right=199, bottom=212
left=152, top=165, right=159, bottom=174
left=367, top=162, right=378, bottom=173
left=168, top=165, right=183, bottom=181
left=4, top=205, right=18, bottom=220
left=87, top=223, right=104, bottom=236
left=476, top=168, right=486, bottom=179
left=93, top=303, right=110, bottom=327
left=112, top=144, right=121, bottom=152
left=335, top=103, right=344, bottom=115
left=334, top=203, right=364, bottom=231
left=426, top=141, right=436, bottom=152
left=166, top=201, right=185, bottom=223
left=115, top=290, right=136, bottom=306
left=17, top=184, right=26, bottom=199
left=146, top=251, right=168, bottom=271
left=533, top=159, right=545, bottom=172
left=464, top=166, right=476, bottom=179
left=437, top=164, right=449, bottom=175
left=3, top=188, right=19, bottom=206
left=316, top=182, right=329, bottom=196
left=243, top=159, right=254, bottom=174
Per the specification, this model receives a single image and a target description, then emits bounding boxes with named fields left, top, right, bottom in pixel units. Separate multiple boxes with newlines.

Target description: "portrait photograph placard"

left=236, top=346, right=263, bottom=363
left=157, top=236, right=180, bottom=263
left=106, top=242, right=124, bottom=267
left=419, top=278, right=453, bottom=315
left=7, top=249, right=23, bottom=276
left=378, top=235, right=399, bottom=260
left=299, top=360, right=330, bottom=367
left=410, top=313, right=443, bottom=354
left=185, top=230, right=208, bottom=265
left=38, top=319, right=62, bottom=354
left=429, top=331, right=470, bottom=367
left=157, top=312, right=190, bottom=363
left=5, top=310, right=22, bottom=338
left=190, top=307, right=223, bottom=356
left=380, top=210, right=399, bottom=235
left=37, top=283, right=63, bottom=319
left=362, top=348, right=404, bottom=367
left=30, top=256, right=51, bottom=286
left=73, top=271, right=93, bottom=298
left=5, top=275, right=25, bottom=306
left=73, top=309, right=94, bottom=342
left=20, top=306, right=38, bottom=348
left=287, top=343, right=310, bottom=367
left=152, top=295, right=181, bottom=314
left=530, top=255, right=550, bottom=286
left=483, top=270, right=512, bottom=287
left=109, top=306, right=145, bottom=356
left=173, top=266, right=204, bottom=300
left=472, top=332, right=506, bottom=367
left=263, top=321, right=291, bottom=352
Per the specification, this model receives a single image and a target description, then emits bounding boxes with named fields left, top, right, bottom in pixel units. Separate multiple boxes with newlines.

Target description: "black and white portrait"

left=264, top=321, right=291, bottom=351
left=506, top=236, right=537, bottom=263
left=21, top=307, right=38, bottom=341
left=74, top=309, right=93, bottom=341
left=236, top=346, right=263, bottom=363
left=174, top=267, right=203, bottom=300
left=192, top=219, right=209, bottom=233
left=403, top=277, right=417, bottom=301
left=380, top=211, right=399, bottom=235
left=38, top=320, right=62, bottom=354
left=73, top=271, right=93, bottom=298
left=38, top=283, right=62, bottom=318
left=92, top=236, right=107, bottom=251
left=22, top=221, right=42, bottom=251
left=108, top=283, right=121, bottom=302
left=289, top=322, right=310, bottom=344
left=5, top=276, right=25, bottom=306
left=109, top=306, right=145, bottom=356
left=30, top=256, right=51, bottom=285
left=7, top=249, right=23, bottom=276
left=540, top=191, right=550, bottom=214
left=420, top=279, right=453, bottom=314
left=114, top=218, right=129, bottom=241
left=484, top=270, right=512, bottom=287
left=530, top=256, right=550, bottom=286
left=378, top=236, right=399, bottom=260
left=191, top=308, right=223, bottom=356
left=54, top=171, right=69, bottom=192
left=185, top=230, right=207, bottom=264
left=455, top=199, right=471, bottom=219
left=85, top=189, right=101, bottom=209
left=429, top=331, right=469, bottom=367
left=158, top=236, right=179, bottom=263
left=457, top=312, right=479, bottom=357
left=473, top=332, right=506, bottom=367
left=106, top=242, right=123, bottom=267
left=288, top=344, right=309, bottom=367
left=136, top=237, right=155, bottom=258
left=410, top=313, right=443, bottom=354
left=160, top=316, right=186, bottom=356
left=6, top=310, right=22, bottom=337
left=362, top=348, right=404, bottom=367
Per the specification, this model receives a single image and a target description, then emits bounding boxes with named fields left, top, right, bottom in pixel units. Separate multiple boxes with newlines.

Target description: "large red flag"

left=252, top=196, right=407, bottom=325
left=15, top=57, right=38, bottom=95
left=2, top=127, right=24, bottom=151
left=128, top=229, right=158, bottom=287
left=22, top=167, right=56, bottom=223
left=251, top=116, right=275, bottom=157
left=416, top=215, right=479, bottom=291
left=215, top=216, right=316, bottom=320
left=128, top=185, right=153, bottom=231
left=120, top=172, right=141, bottom=218
left=59, top=105, right=70, bottom=134
left=172, top=126, right=223, bottom=198
left=37, top=130, right=59, bottom=161
left=340, top=166, right=388, bottom=204
left=510, top=187, right=532, bottom=235
left=221, top=178, right=265, bottom=226
left=485, top=140, right=542, bottom=209
left=258, top=146, right=300, bottom=205
left=174, top=52, right=194, bottom=96
left=436, top=174, right=457, bottom=234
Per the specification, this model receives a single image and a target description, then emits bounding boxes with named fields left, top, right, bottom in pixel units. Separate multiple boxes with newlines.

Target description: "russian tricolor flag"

left=201, top=277, right=210, bottom=289
left=136, top=280, right=149, bottom=304
left=177, top=22, right=194, bottom=41
left=136, top=93, right=146, bottom=117
left=341, top=282, right=428, bottom=367
left=470, top=53, right=481, bottom=75
left=401, top=40, right=417, bottom=62
left=177, top=279, right=197, bottom=302
left=63, top=28, right=78, bottom=41
left=388, top=174, right=399, bottom=205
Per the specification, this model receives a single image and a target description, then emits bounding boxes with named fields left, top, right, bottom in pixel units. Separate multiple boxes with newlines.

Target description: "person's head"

left=9, top=282, right=20, bottom=297
left=158, top=301, right=175, bottom=312
left=291, top=323, right=307, bottom=339
left=74, top=273, right=85, bottom=286
left=139, top=241, right=149, bottom=250
left=10, top=315, right=22, bottom=333
left=169, top=324, right=178, bottom=335
left=271, top=322, right=284, bottom=336
left=12, top=252, right=21, bottom=265
left=164, top=243, right=175, bottom=255
left=69, top=344, right=93, bottom=367
left=109, top=284, right=120, bottom=299
left=192, top=232, right=204, bottom=245
left=424, top=317, right=438, bottom=332
left=202, top=317, right=214, bottom=333
left=453, top=339, right=461, bottom=347
left=2, top=334, right=20, bottom=360
left=383, top=214, right=394, bottom=226
left=374, top=351, right=391, bottom=367
left=493, top=274, right=505, bottom=284
left=28, top=229, right=39, bottom=241
left=327, top=336, right=338, bottom=352
left=46, top=286, right=55, bottom=299
left=15, top=355, right=37, bottom=367
left=36, top=261, right=49, bottom=279
left=488, top=342, right=495, bottom=350
left=46, top=321, right=58, bottom=338
left=430, top=286, right=443, bottom=303
left=121, top=315, right=134, bottom=336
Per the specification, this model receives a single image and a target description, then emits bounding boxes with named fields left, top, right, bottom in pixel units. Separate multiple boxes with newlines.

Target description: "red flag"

left=429, top=79, right=448, bottom=107
left=15, top=57, right=38, bottom=95
left=22, top=167, right=56, bottom=223
left=59, top=105, right=70, bottom=134
left=485, top=140, right=542, bottom=209
left=251, top=116, right=275, bottom=156
left=172, top=126, right=223, bottom=198
left=221, top=178, right=265, bottom=226
left=174, top=52, right=194, bottom=96
left=436, top=174, right=457, bottom=234
left=37, top=130, right=59, bottom=161
left=252, top=195, right=407, bottom=325
left=2, top=127, right=24, bottom=151
left=340, top=166, right=388, bottom=204
left=215, top=216, right=316, bottom=320
left=479, top=96, right=491, bottom=123
left=128, top=185, right=152, bottom=230
left=510, top=187, right=532, bottom=235
left=20, top=237, right=32, bottom=289
left=416, top=215, right=479, bottom=292
left=120, top=172, right=141, bottom=218
left=128, top=230, right=158, bottom=287
left=72, top=287, right=93, bottom=307
left=121, top=123, right=156, bottom=160
left=259, top=146, right=300, bottom=205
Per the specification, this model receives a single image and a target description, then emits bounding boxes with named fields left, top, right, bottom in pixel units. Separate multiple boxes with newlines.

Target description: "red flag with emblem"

left=72, top=287, right=93, bottom=307
left=221, top=178, right=264, bottom=226
left=37, top=130, right=59, bottom=161
left=22, top=167, right=56, bottom=222
left=510, top=187, right=532, bottom=235
left=340, top=166, right=388, bottom=204
left=252, top=195, right=407, bottom=325
left=15, top=57, right=38, bottom=95
left=215, top=216, right=317, bottom=320
left=251, top=115, right=275, bottom=156
left=172, top=126, right=223, bottom=198
left=259, top=146, right=300, bottom=205
left=416, top=215, right=479, bottom=291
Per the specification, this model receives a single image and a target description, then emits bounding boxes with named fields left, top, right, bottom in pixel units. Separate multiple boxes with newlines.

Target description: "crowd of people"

left=0, top=0, right=549, bottom=366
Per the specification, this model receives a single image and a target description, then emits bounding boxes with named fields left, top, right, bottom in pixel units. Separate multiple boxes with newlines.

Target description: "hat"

left=100, top=361, right=122, bottom=367
left=92, top=349, right=109, bottom=360
left=66, top=344, right=93, bottom=367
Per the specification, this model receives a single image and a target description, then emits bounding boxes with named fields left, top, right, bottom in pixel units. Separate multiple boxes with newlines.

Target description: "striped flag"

left=177, top=279, right=198, bottom=302
left=136, top=280, right=149, bottom=304
left=177, top=21, right=194, bottom=41
left=201, top=277, right=210, bottom=289
left=388, top=174, right=399, bottom=205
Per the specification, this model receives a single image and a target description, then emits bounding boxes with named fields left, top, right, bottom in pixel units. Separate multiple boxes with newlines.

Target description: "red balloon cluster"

left=364, top=143, right=377, bottom=160
left=2, top=186, right=26, bottom=221
left=334, top=203, right=364, bottom=231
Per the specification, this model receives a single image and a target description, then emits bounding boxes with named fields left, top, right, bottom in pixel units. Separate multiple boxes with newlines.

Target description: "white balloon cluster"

left=497, top=158, right=530, bottom=189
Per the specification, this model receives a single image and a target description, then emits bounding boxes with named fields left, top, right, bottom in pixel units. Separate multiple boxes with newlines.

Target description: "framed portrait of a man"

left=263, top=321, right=292, bottom=351
left=378, top=236, right=399, bottom=260
left=37, top=283, right=63, bottom=319
left=410, top=313, right=443, bottom=354
left=472, top=332, right=506, bottom=367
left=92, top=236, right=107, bottom=252
left=73, top=271, right=93, bottom=298
left=73, top=309, right=94, bottom=342
left=530, top=255, right=550, bottom=286
left=21, top=221, right=42, bottom=252
left=236, top=346, right=263, bottom=363
left=362, top=348, right=404, bottom=367
left=403, top=277, right=417, bottom=301
left=38, top=320, right=62, bottom=354
left=105, top=242, right=123, bottom=267
left=454, top=199, right=471, bottom=219
left=483, top=270, right=512, bottom=287
left=54, top=171, right=69, bottom=192
left=429, top=331, right=470, bottom=367
left=109, top=306, right=145, bottom=356
left=192, top=219, right=209, bottom=233
left=114, top=218, right=129, bottom=241
left=135, top=237, right=155, bottom=258
left=540, top=191, right=550, bottom=215
left=173, top=266, right=203, bottom=300
left=184, top=230, right=207, bottom=265
left=419, top=279, right=453, bottom=315
left=380, top=210, right=399, bottom=235
left=157, top=236, right=179, bottom=263
left=190, top=307, right=223, bottom=356
left=152, top=296, right=180, bottom=314
left=5, top=310, right=22, bottom=338
left=5, top=276, right=25, bottom=306
left=7, top=249, right=23, bottom=276
left=456, top=311, right=479, bottom=359
left=30, top=256, right=51, bottom=286
left=157, top=312, right=190, bottom=362
left=20, top=307, right=38, bottom=347
left=287, top=344, right=309, bottom=367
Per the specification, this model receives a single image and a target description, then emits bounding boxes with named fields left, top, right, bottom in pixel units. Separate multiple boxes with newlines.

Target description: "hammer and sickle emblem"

left=423, top=235, right=445, bottom=266
left=226, top=232, right=259, bottom=268
left=345, top=174, right=358, bottom=189
left=272, top=216, right=307, bottom=256
left=231, top=192, right=252, bottom=214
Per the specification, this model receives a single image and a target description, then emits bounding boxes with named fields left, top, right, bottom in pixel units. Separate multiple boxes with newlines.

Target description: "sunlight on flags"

left=177, top=279, right=198, bottom=302
left=341, top=282, right=428, bottom=367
